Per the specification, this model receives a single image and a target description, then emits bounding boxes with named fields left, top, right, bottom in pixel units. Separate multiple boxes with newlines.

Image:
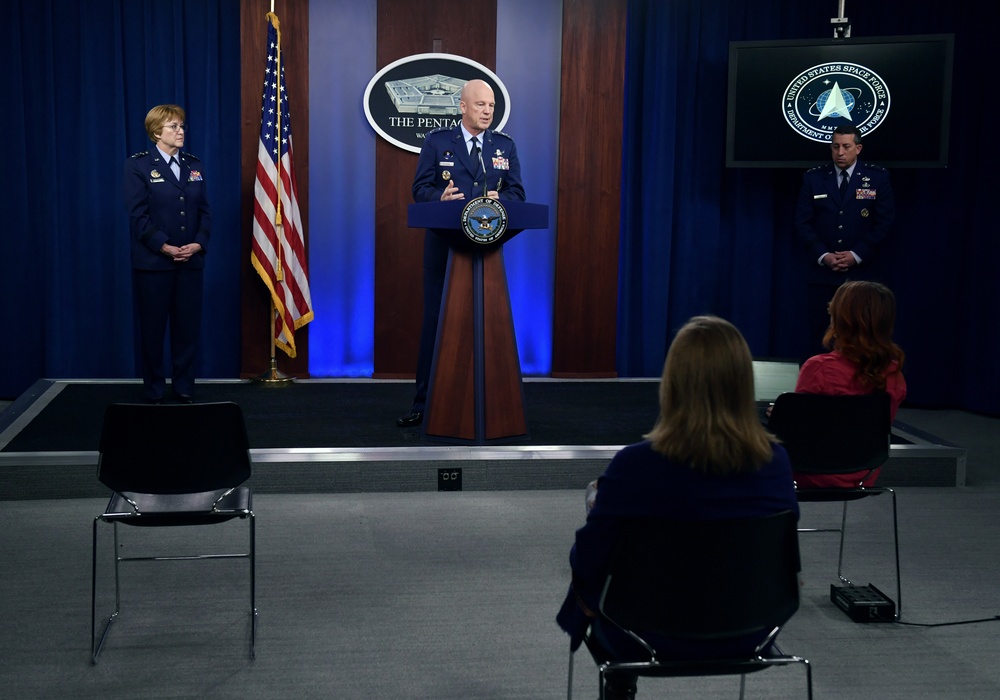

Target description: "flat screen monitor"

left=752, top=360, right=801, bottom=403
left=726, top=34, right=954, bottom=168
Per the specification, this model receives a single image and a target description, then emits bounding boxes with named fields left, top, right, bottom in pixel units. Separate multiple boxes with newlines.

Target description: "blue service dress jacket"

left=412, top=126, right=525, bottom=203
left=124, top=150, right=211, bottom=269
left=556, top=441, right=800, bottom=656
left=794, top=160, right=893, bottom=283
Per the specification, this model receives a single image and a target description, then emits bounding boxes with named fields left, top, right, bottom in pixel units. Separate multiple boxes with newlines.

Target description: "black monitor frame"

left=726, top=34, right=954, bottom=168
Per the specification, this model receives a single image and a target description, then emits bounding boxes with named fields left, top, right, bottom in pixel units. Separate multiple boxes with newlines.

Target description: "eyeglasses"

left=163, top=123, right=187, bottom=132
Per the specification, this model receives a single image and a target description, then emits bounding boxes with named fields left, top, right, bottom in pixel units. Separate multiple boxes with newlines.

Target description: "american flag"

left=251, top=12, right=313, bottom=358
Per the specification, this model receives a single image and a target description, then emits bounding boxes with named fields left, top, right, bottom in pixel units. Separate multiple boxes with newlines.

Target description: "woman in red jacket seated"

left=794, top=280, right=906, bottom=488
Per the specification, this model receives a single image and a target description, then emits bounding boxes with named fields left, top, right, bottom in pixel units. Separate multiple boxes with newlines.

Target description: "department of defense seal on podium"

left=461, top=197, right=508, bottom=245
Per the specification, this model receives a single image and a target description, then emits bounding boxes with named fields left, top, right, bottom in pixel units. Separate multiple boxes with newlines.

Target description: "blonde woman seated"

left=794, top=280, right=906, bottom=489
left=557, top=316, right=799, bottom=700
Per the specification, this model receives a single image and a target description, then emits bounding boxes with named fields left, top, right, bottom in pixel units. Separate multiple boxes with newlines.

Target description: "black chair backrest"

left=600, top=510, right=800, bottom=640
left=97, top=402, right=251, bottom=494
left=768, top=392, right=891, bottom=475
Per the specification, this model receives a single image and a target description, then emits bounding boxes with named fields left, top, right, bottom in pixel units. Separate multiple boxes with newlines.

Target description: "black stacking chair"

left=91, top=402, right=256, bottom=662
left=567, top=511, right=812, bottom=700
left=768, top=391, right=900, bottom=618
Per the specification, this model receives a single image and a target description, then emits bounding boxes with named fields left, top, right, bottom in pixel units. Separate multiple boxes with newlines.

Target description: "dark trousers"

left=412, top=231, right=450, bottom=411
left=133, top=267, right=203, bottom=400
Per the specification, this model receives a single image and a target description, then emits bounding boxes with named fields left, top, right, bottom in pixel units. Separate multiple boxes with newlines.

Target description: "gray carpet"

left=2, top=486, right=1000, bottom=699
left=2, top=406, right=999, bottom=699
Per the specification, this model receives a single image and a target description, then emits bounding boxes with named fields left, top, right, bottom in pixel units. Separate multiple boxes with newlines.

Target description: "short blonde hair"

left=144, top=104, right=185, bottom=143
left=644, top=315, right=774, bottom=474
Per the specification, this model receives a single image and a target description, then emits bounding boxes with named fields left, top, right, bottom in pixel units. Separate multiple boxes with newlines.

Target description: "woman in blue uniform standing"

left=123, top=104, right=211, bottom=403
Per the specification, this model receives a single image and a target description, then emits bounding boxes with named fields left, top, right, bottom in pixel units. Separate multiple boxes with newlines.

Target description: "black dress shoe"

left=396, top=410, right=423, bottom=427
left=173, top=393, right=193, bottom=404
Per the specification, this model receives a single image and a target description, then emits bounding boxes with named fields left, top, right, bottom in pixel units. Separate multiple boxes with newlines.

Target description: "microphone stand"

left=475, top=141, right=488, bottom=198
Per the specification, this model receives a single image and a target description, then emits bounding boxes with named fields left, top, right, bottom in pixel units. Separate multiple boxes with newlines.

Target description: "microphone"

left=474, top=140, right=488, bottom=198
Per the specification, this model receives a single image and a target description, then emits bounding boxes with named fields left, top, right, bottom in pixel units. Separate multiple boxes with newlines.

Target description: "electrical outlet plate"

left=438, top=467, right=462, bottom=491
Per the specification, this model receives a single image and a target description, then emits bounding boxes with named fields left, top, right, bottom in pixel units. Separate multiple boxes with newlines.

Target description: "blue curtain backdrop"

left=3, top=0, right=242, bottom=399
left=5, top=0, right=998, bottom=416
left=617, top=0, right=999, bottom=415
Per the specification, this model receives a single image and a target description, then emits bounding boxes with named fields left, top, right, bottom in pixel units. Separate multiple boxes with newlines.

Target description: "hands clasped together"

left=822, top=251, right=857, bottom=272
left=161, top=243, right=202, bottom=262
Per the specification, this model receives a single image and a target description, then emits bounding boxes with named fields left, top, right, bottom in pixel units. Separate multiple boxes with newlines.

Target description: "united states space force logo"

left=783, top=62, right=891, bottom=142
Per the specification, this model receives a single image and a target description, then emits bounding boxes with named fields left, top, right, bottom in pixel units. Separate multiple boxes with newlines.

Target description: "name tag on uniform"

left=438, top=161, right=454, bottom=167
left=813, top=194, right=827, bottom=199
left=856, top=188, right=876, bottom=200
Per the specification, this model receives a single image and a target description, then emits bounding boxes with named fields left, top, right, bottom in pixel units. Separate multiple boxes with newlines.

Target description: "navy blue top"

left=124, top=150, right=211, bottom=270
left=794, top=160, right=894, bottom=281
left=557, top=440, right=799, bottom=654
left=412, top=126, right=525, bottom=203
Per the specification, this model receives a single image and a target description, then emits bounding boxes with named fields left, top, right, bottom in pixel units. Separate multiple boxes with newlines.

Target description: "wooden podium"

left=407, top=200, right=548, bottom=444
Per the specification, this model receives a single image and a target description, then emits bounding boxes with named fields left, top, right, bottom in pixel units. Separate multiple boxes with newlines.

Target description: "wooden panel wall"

left=239, top=0, right=310, bottom=378
left=372, top=0, right=498, bottom=377
left=551, top=0, right=626, bottom=377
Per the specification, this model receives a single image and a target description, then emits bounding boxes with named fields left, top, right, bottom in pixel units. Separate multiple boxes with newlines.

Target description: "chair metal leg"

left=250, top=512, right=257, bottom=659
left=567, top=647, right=574, bottom=700
left=739, top=672, right=746, bottom=699
left=91, top=517, right=101, bottom=662
left=888, top=487, right=901, bottom=618
left=836, top=501, right=852, bottom=585
left=834, top=490, right=902, bottom=618
left=805, top=656, right=814, bottom=700
left=91, top=518, right=121, bottom=664
left=92, top=509, right=258, bottom=662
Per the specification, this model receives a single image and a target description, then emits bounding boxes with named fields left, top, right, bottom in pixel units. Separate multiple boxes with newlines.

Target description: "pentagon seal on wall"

left=364, top=53, right=511, bottom=154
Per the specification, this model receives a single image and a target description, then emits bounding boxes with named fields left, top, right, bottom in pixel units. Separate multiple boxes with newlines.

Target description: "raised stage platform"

left=0, top=379, right=966, bottom=500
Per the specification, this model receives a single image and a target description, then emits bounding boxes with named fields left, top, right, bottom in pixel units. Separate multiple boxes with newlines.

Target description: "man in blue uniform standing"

left=396, top=79, right=525, bottom=427
left=794, top=124, right=894, bottom=351
left=124, top=104, right=211, bottom=403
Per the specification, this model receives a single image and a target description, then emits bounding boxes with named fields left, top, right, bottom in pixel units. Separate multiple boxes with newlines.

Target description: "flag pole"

left=254, top=3, right=292, bottom=385
left=271, top=10, right=284, bottom=280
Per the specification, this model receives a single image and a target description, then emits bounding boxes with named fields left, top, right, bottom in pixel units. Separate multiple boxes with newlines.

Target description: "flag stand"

left=255, top=357, right=292, bottom=384
left=253, top=300, right=294, bottom=385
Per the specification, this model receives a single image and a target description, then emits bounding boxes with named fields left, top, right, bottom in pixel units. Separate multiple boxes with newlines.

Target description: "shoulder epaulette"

left=181, top=152, right=201, bottom=162
left=493, top=130, right=514, bottom=141
left=130, top=151, right=149, bottom=159
left=865, top=163, right=887, bottom=172
left=805, top=164, right=826, bottom=173
left=427, top=127, right=449, bottom=135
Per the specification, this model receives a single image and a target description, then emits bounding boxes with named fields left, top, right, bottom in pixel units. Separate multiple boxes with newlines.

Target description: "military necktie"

left=471, top=136, right=482, bottom=177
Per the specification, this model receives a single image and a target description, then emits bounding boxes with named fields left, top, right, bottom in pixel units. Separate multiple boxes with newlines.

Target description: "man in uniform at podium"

left=396, top=78, right=525, bottom=427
